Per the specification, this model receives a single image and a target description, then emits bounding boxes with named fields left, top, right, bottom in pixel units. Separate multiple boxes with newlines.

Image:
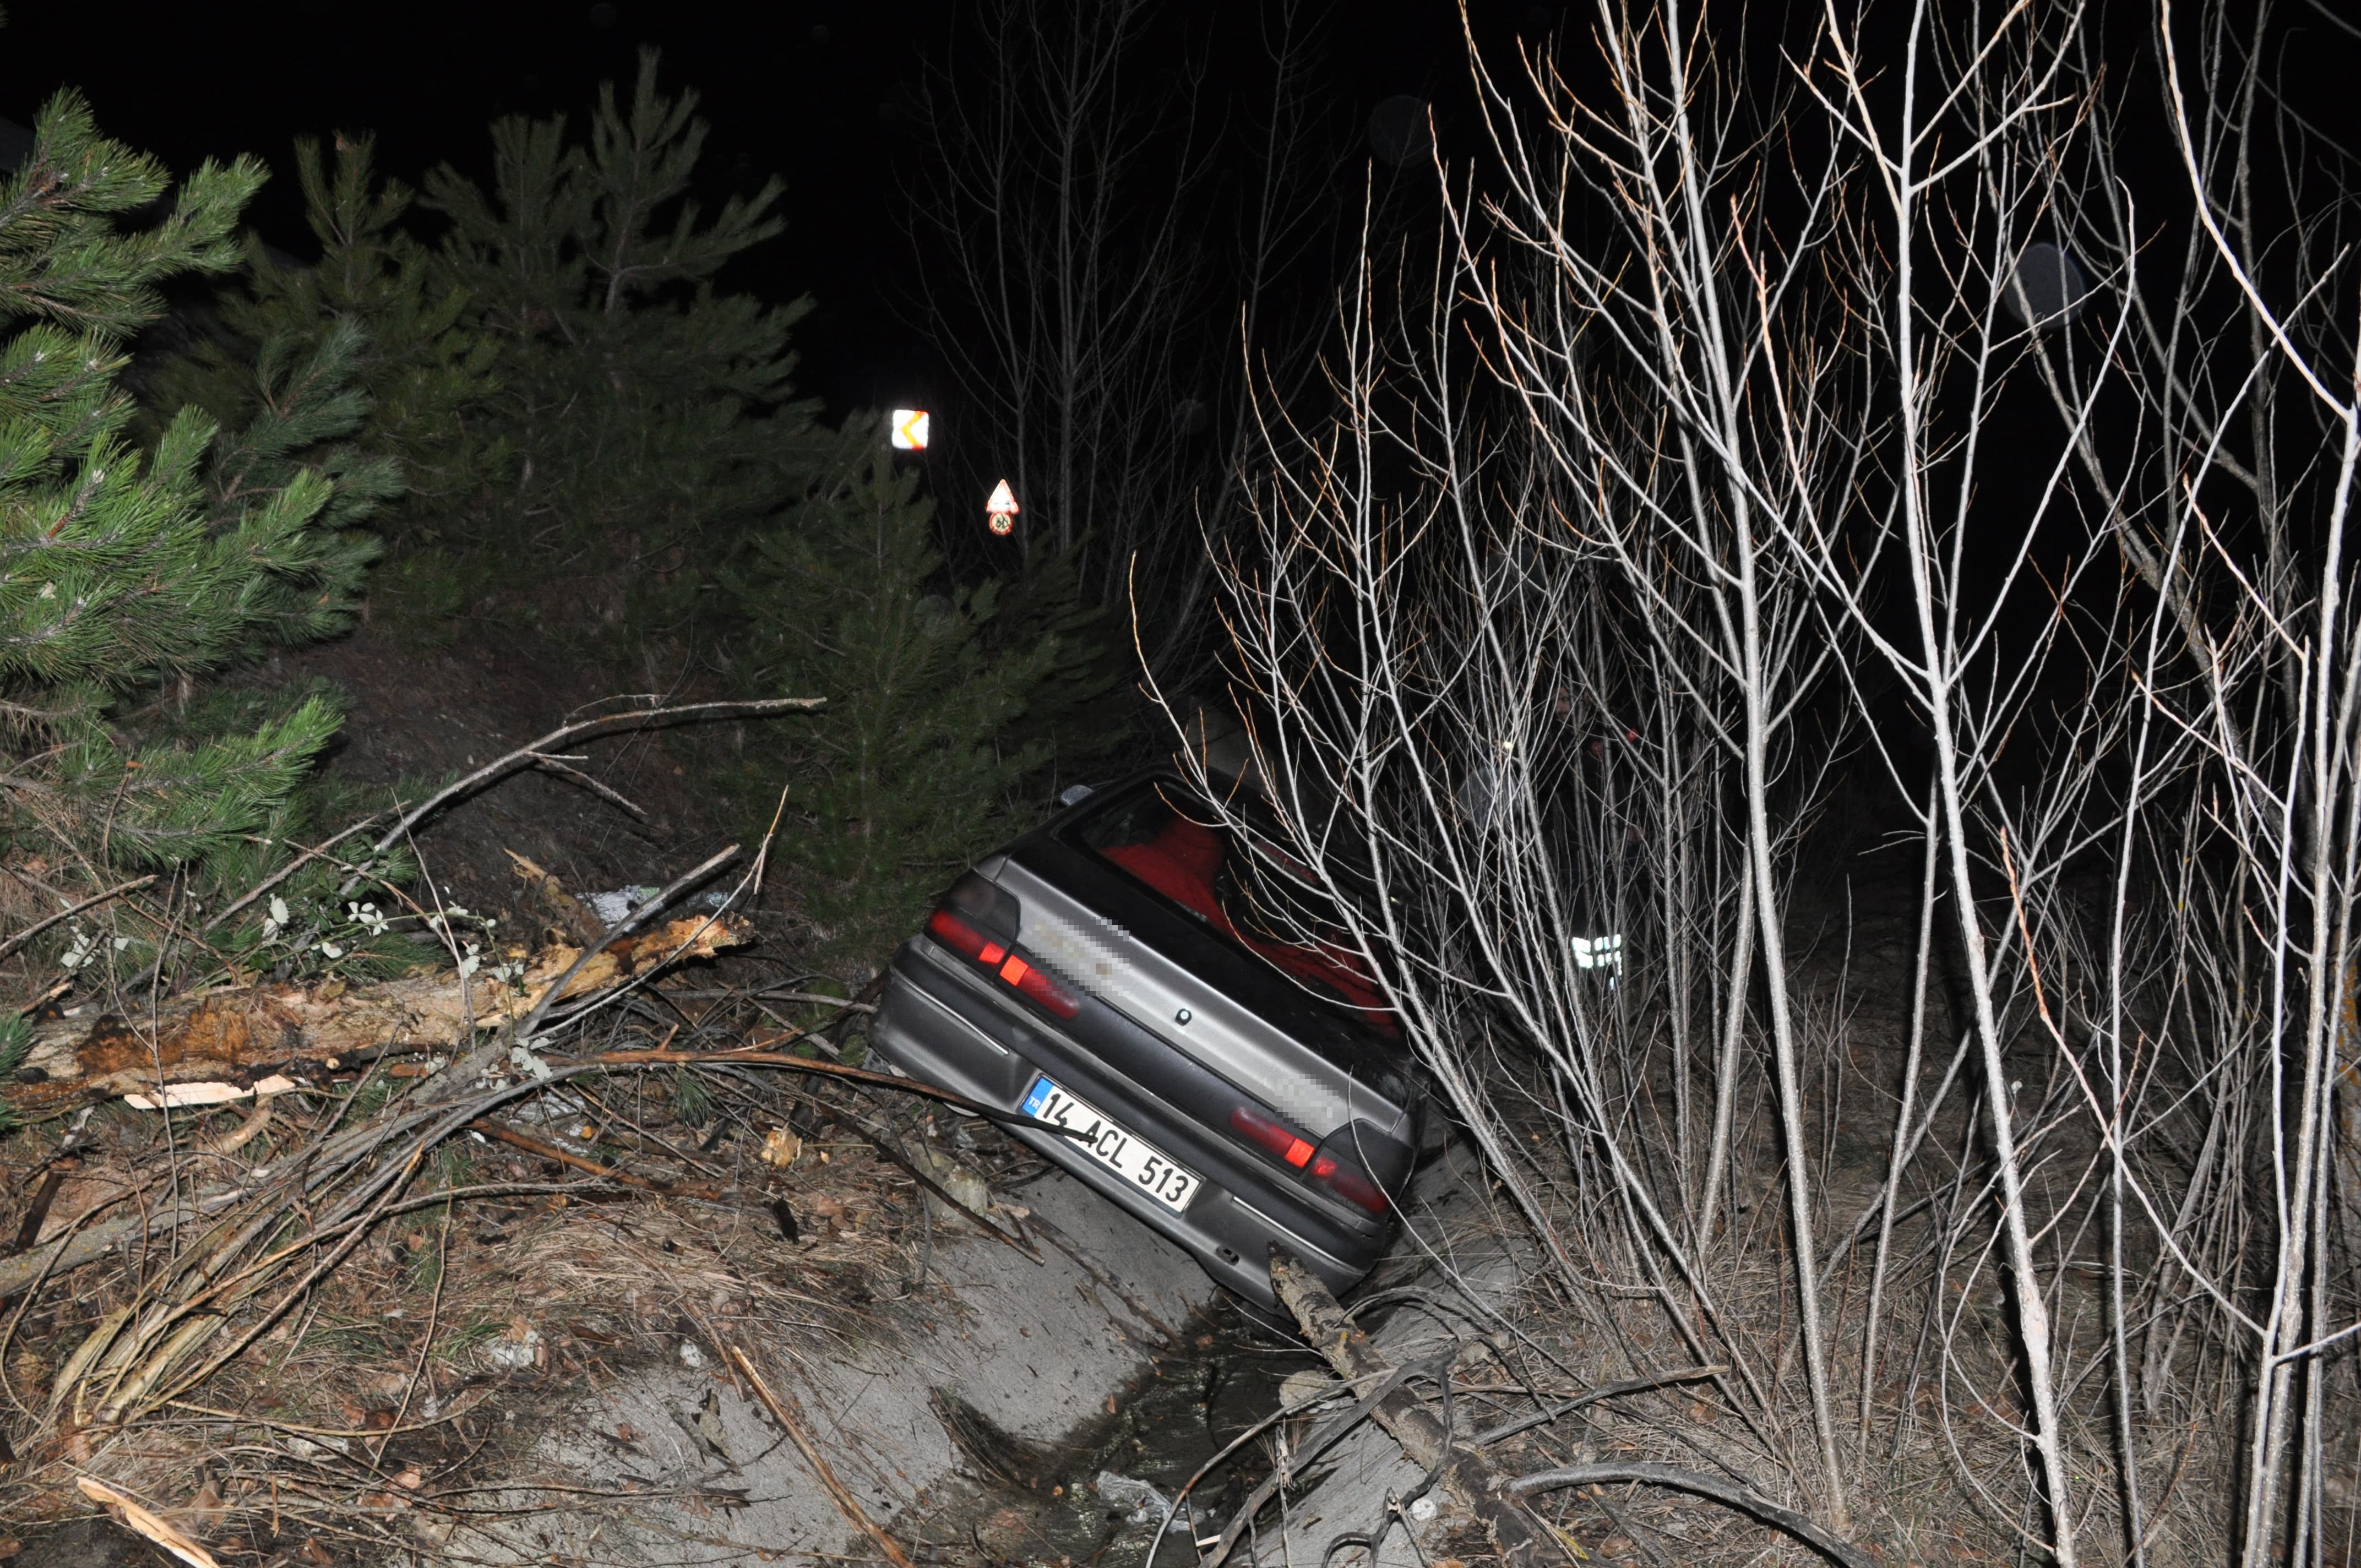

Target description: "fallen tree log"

left=1270, top=1247, right=1562, bottom=1568
left=9, top=914, right=752, bottom=1117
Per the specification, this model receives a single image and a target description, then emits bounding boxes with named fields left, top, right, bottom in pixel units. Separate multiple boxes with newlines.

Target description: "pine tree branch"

left=200, top=816, right=386, bottom=933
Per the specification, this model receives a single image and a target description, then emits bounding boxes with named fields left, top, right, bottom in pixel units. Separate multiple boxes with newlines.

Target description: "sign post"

left=985, top=479, right=1020, bottom=536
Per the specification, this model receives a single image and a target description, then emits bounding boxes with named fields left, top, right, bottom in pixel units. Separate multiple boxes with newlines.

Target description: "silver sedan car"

left=867, top=770, right=1423, bottom=1308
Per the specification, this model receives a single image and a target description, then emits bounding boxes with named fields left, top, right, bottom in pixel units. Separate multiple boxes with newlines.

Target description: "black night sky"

left=0, top=1, right=1560, bottom=420
left=7, top=2, right=2355, bottom=445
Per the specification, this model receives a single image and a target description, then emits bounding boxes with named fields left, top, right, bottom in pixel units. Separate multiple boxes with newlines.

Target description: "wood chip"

left=74, top=1477, right=220, bottom=1568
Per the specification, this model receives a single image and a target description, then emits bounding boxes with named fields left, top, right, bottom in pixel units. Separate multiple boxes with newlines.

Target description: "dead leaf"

left=676, top=1386, right=735, bottom=1469
left=758, top=1126, right=803, bottom=1167
left=32, top=1164, right=139, bottom=1246
left=393, top=1468, right=423, bottom=1490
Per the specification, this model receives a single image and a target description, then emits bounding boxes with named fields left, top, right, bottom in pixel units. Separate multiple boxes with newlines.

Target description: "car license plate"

left=1021, top=1074, right=1200, bottom=1213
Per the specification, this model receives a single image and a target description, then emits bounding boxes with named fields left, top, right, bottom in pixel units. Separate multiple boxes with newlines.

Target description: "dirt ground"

left=0, top=1050, right=1136, bottom=1564
left=236, top=620, right=754, bottom=932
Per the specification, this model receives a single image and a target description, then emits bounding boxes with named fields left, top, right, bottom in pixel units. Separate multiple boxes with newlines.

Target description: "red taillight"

left=1309, top=1150, right=1390, bottom=1214
left=1231, top=1107, right=1391, bottom=1213
left=927, top=908, right=1078, bottom=1019
left=928, top=907, right=990, bottom=960
left=1230, top=1104, right=1316, bottom=1168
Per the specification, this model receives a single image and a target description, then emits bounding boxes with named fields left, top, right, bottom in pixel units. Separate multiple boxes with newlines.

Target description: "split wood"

left=0, top=1042, right=1085, bottom=1304
left=75, top=1476, right=219, bottom=1568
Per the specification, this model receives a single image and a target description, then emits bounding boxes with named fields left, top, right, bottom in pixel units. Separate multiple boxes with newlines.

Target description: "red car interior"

left=1100, top=813, right=1394, bottom=1026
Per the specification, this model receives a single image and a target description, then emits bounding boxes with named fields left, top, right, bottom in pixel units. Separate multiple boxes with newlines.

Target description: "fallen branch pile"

left=0, top=758, right=1069, bottom=1558
left=12, top=914, right=752, bottom=1114
left=1231, top=1250, right=1878, bottom=1568
left=1268, top=1249, right=1554, bottom=1568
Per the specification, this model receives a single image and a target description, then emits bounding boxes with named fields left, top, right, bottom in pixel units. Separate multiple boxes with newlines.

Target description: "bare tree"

left=2050, top=3, right=2361, bottom=1557
left=910, top=0, right=1344, bottom=679
left=1180, top=0, right=2359, bottom=1559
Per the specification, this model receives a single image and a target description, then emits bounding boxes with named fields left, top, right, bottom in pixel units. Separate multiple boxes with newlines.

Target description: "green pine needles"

left=153, top=132, right=503, bottom=558
left=721, top=443, right=1068, bottom=968
left=2, top=92, right=388, bottom=908
left=423, top=50, right=824, bottom=624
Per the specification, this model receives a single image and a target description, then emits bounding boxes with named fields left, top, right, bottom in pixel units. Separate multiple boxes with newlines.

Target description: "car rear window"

left=1069, top=782, right=1396, bottom=1034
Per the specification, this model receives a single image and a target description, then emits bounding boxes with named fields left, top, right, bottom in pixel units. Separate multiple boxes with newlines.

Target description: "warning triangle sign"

left=984, top=479, right=1020, bottom=535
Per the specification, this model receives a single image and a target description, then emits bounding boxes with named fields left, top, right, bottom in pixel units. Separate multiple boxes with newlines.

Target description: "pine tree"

left=421, top=49, right=825, bottom=627
left=720, top=443, right=1064, bottom=971
left=105, top=55, right=1122, bottom=986
left=407, top=54, right=1114, bottom=971
left=986, top=533, right=1131, bottom=776
left=1, top=93, right=388, bottom=933
left=151, top=134, right=502, bottom=620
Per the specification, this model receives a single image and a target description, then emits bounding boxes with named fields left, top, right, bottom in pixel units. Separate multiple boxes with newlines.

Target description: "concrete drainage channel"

left=446, top=1162, right=1304, bottom=1565
left=460, top=1149, right=1488, bottom=1568
left=898, top=1291, right=1325, bottom=1567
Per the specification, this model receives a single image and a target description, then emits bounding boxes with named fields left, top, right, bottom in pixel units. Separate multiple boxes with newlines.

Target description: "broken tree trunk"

left=1270, top=1248, right=1563, bottom=1567
left=9, top=914, right=752, bottom=1117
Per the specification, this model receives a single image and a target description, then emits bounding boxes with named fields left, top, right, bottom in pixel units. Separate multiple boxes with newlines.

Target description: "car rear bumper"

left=868, top=941, right=1381, bottom=1308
